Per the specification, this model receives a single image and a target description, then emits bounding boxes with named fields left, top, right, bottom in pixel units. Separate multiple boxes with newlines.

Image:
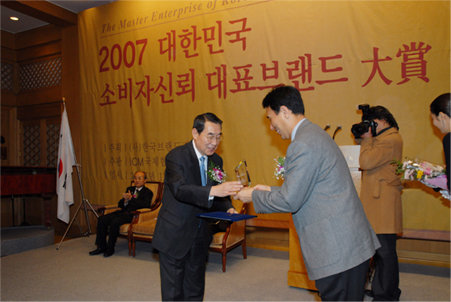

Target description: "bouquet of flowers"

left=208, top=162, right=227, bottom=183
left=274, top=156, right=285, bottom=180
left=392, top=158, right=449, bottom=200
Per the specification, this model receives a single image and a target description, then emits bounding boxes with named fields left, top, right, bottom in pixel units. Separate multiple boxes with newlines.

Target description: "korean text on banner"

left=57, top=107, right=76, bottom=223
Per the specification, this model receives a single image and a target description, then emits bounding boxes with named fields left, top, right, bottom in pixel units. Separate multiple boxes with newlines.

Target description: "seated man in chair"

left=89, top=171, right=153, bottom=257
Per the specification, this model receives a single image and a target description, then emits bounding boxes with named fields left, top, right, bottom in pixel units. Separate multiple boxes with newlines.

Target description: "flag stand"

left=56, top=99, right=98, bottom=250
left=56, top=163, right=98, bottom=250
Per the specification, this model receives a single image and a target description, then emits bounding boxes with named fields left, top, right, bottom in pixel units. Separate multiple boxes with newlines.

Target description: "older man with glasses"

left=152, top=112, right=242, bottom=301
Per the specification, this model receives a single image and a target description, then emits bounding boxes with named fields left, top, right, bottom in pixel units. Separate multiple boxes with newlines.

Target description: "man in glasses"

left=153, top=112, right=243, bottom=301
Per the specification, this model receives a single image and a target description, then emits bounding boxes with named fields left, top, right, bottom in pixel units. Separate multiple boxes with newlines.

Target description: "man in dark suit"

left=152, top=113, right=243, bottom=301
left=237, top=86, right=380, bottom=301
left=89, top=171, right=153, bottom=257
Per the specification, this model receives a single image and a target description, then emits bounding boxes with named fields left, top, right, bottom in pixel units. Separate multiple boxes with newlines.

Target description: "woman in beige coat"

left=357, top=106, right=403, bottom=301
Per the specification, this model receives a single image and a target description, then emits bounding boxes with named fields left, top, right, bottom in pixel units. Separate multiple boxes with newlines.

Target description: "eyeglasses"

left=206, top=133, right=222, bottom=142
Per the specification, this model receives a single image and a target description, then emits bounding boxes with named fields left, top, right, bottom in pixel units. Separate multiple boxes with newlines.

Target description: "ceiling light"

left=10, top=16, right=19, bottom=21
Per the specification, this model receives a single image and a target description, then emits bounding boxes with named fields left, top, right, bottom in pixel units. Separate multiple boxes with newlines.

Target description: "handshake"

left=209, top=181, right=271, bottom=202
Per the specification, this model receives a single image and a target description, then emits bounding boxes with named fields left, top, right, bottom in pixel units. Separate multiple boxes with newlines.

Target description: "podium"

left=339, top=145, right=362, bottom=196
left=287, top=145, right=361, bottom=290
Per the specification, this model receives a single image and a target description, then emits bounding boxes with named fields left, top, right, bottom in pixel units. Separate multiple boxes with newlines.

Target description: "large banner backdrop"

left=79, top=0, right=450, bottom=233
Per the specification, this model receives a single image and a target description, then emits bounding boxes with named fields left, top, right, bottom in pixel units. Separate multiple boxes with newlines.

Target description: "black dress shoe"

left=364, top=289, right=374, bottom=298
left=89, top=248, right=105, bottom=255
left=103, top=249, right=114, bottom=257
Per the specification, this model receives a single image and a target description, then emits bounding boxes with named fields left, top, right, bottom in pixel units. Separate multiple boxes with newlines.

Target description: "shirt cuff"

left=207, top=196, right=214, bottom=208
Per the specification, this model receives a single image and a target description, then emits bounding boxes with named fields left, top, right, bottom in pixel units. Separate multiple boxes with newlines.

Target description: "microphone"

left=323, top=124, right=330, bottom=131
left=332, top=126, right=342, bottom=140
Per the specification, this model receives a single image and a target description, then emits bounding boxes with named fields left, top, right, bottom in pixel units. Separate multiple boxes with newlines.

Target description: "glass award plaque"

left=235, top=160, right=251, bottom=187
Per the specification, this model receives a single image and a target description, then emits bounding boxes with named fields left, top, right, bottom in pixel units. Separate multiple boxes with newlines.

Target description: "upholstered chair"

left=209, top=199, right=247, bottom=272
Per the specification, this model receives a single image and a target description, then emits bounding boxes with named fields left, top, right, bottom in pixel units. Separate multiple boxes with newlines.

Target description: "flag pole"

left=57, top=98, right=98, bottom=250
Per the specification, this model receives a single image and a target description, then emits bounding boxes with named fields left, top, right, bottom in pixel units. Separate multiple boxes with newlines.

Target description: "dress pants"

left=315, top=259, right=370, bottom=301
left=95, top=210, right=132, bottom=252
left=159, top=224, right=211, bottom=301
left=371, top=234, right=401, bottom=301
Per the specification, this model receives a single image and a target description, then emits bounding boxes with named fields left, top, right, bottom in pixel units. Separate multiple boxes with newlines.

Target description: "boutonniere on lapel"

left=274, top=156, right=285, bottom=180
left=208, top=162, right=227, bottom=184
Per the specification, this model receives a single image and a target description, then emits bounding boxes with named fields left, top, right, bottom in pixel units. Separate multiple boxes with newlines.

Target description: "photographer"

left=353, top=105, right=403, bottom=301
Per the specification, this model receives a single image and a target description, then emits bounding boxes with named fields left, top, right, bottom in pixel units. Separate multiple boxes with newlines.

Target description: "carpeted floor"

left=1, top=226, right=54, bottom=257
left=1, top=236, right=450, bottom=301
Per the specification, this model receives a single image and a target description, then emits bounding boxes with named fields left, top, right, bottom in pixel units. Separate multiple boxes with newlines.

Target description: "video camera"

left=351, top=104, right=378, bottom=138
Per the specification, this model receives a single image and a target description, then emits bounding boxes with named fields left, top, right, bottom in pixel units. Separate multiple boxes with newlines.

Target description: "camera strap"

left=376, top=126, right=393, bottom=137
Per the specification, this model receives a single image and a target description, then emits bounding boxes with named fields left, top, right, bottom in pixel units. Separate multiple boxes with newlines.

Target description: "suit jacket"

left=152, top=141, right=232, bottom=259
left=117, top=186, right=153, bottom=213
left=359, top=127, right=403, bottom=234
left=252, top=119, right=380, bottom=280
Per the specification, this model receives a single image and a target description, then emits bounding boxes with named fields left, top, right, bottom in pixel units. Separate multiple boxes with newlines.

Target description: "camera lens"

left=351, top=121, right=370, bottom=138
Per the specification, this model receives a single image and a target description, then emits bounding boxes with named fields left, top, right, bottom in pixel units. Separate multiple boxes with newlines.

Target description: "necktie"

left=200, top=156, right=207, bottom=186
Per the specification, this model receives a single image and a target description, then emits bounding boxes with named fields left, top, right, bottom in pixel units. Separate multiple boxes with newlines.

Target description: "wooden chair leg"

left=132, top=237, right=136, bottom=257
left=222, top=251, right=227, bottom=272
left=242, top=240, right=247, bottom=259
left=128, top=236, right=132, bottom=256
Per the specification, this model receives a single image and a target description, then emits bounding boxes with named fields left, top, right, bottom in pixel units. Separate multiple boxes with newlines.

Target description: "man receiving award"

left=237, top=86, right=380, bottom=301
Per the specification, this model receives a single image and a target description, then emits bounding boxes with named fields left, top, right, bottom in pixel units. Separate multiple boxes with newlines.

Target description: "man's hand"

left=122, top=190, right=133, bottom=201
left=235, top=187, right=254, bottom=202
left=210, top=181, right=243, bottom=197
left=227, top=207, right=238, bottom=214
left=254, top=184, right=271, bottom=192
left=236, top=185, right=271, bottom=203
